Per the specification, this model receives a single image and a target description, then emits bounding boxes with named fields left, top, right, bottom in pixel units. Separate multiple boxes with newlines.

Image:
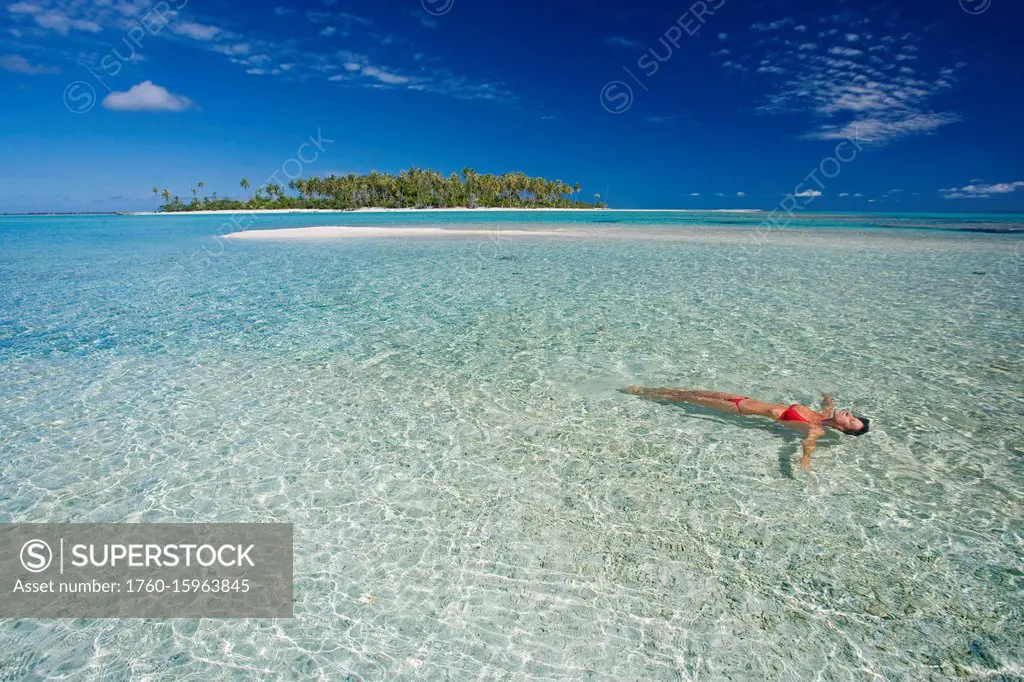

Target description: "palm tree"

left=153, top=168, right=596, bottom=211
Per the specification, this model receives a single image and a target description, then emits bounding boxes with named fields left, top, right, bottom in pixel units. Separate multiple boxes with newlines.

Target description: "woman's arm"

left=799, top=426, right=825, bottom=471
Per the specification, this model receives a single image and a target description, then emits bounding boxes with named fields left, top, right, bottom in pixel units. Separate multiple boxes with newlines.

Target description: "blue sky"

left=0, top=0, right=1022, bottom=212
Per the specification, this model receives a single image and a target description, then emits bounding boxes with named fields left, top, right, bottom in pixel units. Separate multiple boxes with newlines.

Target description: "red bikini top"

left=779, top=404, right=811, bottom=423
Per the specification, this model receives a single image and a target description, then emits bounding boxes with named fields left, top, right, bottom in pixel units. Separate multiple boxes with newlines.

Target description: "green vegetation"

left=154, top=168, right=602, bottom=212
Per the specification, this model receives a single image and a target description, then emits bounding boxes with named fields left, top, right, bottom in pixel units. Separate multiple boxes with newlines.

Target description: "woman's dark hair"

left=848, top=414, right=870, bottom=436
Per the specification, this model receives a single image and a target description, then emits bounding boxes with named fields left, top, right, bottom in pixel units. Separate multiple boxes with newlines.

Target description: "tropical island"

left=152, top=168, right=604, bottom=212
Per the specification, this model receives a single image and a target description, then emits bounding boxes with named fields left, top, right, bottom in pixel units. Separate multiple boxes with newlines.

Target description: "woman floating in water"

left=625, top=387, right=869, bottom=470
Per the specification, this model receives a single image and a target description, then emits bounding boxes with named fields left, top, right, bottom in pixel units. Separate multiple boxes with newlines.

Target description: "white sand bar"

left=220, top=224, right=991, bottom=251
left=223, top=226, right=572, bottom=240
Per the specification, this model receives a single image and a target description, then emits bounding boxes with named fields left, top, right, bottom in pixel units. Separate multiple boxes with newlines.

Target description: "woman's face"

left=833, top=410, right=864, bottom=433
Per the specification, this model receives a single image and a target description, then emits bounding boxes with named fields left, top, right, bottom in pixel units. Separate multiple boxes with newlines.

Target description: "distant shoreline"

left=129, top=207, right=766, bottom=216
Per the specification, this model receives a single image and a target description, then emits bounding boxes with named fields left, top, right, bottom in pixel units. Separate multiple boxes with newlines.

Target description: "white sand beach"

left=135, top=207, right=763, bottom=216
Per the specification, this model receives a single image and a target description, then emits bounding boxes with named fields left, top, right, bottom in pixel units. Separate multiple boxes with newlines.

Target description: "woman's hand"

left=819, top=392, right=836, bottom=419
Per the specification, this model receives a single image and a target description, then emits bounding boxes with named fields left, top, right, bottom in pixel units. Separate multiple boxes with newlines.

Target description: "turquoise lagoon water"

left=0, top=211, right=1021, bottom=680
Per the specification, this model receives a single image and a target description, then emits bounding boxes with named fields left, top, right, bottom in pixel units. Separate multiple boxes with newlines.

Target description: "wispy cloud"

left=411, top=11, right=438, bottom=29
left=0, top=53, right=59, bottom=74
left=360, top=65, right=409, bottom=85
left=211, top=43, right=250, bottom=56
left=942, top=180, right=1024, bottom=199
left=829, top=46, right=863, bottom=57
left=6, top=0, right=518, bottom=107
left=172, top=22, right=222, bottom=40
left=731, top=15, right=966, bottom=146
left=306, top=10, right=373, bottom=29
left=751, top=18, right=793, bottom=32
left=606, top=36, right=644, bottom=50
left=102, top=81, right=195, bottom=112
left=8, top=3, right=100, bottom=34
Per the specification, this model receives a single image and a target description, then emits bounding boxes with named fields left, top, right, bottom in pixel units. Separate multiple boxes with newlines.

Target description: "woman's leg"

left=625, top=386, right=749, bottom=413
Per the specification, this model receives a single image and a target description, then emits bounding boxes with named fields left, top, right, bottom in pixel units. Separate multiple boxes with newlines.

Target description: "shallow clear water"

left=1, top=212, right=1022, bottom=680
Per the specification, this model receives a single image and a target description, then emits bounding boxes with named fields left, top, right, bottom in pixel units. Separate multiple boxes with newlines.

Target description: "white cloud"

left=794, top=189, right=822, bottom=198
left=715, top=192, right=724, bottom=197
left=794, top=25, right=807, bottom=32
left=748, top=24, right=965, bottom=146
left=839, top=192, right=849, bottom=197
left=690, top=192, right=700, bottom=197
left=173, top=22, right=221, bottom=40
left=806, top=113, right=961, bottom=144
left=718, top=33, right=727, bottom=40
left=343, top=62, right=361, bottom=71
left=102, top=81, right=194, bottom=111
left=751, top=18, right=793, bottom=32
left=328, top=74, right=344, bottom=81
left=712, top=48, right=730, bottom=56
left=212, top=43, right=250, bottom=55
left=4, top=0, right=516, bottom=105
left=21, top=8, right=101, bottom=34
left=7, top=2, right=41, bottom=13
left=736, top=191, right=746, bottom=197
left=362, top=66, right=409, bottom=85
left=0, top=53, right=59, bottom=74
left=943, top=180, right=1024, bottom=199
left=320, top=26, right=336, bottom=36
